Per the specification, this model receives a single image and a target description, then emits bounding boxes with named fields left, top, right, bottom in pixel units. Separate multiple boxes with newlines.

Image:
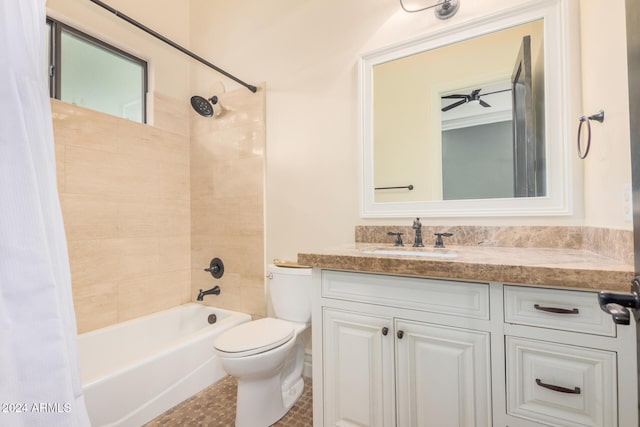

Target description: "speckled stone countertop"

left=297, top=244, right=635, bottom=292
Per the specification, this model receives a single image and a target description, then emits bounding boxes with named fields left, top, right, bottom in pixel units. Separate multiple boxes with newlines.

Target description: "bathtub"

left=78, top=303, right=251, bottom=427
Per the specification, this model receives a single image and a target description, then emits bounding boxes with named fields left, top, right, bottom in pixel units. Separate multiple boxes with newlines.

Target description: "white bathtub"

left=78, top=303, right=251, bottom=427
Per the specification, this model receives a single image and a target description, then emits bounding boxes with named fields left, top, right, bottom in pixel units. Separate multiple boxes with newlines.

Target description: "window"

left=47, top=18, right=148, bottom=123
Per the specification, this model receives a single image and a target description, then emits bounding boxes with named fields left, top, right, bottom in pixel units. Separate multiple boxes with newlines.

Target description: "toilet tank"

left=267, top=264, right=312, bottom=323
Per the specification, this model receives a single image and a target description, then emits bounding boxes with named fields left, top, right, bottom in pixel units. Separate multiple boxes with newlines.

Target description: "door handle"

left=600, top=303, right=631, bottom=325
left=598, top=277, right=640, bottom=324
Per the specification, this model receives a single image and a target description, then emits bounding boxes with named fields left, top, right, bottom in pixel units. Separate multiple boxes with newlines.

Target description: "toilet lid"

left=214, top=318, right=295, bottom=357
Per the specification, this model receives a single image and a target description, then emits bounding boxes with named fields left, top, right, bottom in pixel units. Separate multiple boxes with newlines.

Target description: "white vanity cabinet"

left=312, top=270, right=639, bottom=427
left=314, top=270, right=492, bottom=427
left=500, top=285, right=638, bottom=427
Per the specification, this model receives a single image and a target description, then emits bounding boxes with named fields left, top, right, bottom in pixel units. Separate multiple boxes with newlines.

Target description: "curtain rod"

left=87, top=0, right=257, bottom=93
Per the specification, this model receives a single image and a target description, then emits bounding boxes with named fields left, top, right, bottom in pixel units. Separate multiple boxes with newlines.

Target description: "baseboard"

left=303, top=349, right=312, bottom=378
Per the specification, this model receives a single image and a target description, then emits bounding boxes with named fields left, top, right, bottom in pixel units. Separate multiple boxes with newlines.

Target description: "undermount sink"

left=361, top=248, right=458, bottom=259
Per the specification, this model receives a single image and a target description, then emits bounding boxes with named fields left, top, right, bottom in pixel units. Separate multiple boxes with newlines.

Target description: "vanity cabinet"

left=315, top=270, right=492, bottom=427
left=501, top=285, right=633, bottom=427
left=312, top=270, right=639, bottom=427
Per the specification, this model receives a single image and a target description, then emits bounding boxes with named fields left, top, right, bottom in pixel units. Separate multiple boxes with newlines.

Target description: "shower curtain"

left=0, top=1, right=90, bottom=426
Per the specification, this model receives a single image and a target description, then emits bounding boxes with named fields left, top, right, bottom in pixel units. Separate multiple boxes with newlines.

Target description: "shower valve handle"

left=204, top=257, right=225, bottom=279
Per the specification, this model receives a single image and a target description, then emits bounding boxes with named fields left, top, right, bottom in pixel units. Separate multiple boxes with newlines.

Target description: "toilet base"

left=282, top=377, right=304, bottom=413
left=235, top=375, right=305, bottom=427
left=219, top=322, right=310, bottom=427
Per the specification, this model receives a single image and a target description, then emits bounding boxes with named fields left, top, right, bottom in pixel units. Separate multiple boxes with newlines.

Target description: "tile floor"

left=144, top=376, right=313, bottom=426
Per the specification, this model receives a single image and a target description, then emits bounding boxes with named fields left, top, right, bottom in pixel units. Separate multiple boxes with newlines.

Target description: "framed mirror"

left=360, top=0, right=580, bottom=218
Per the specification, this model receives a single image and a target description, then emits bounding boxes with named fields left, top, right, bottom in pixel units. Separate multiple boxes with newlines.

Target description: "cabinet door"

left=395, top=320, right=491, bottom=427
left=323, top=308, right=395, bottom=427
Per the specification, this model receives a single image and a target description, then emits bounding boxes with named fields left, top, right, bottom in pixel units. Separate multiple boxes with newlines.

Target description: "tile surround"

left=190, top=85, right=267, bottom=319
left=53, top=84, right=267, bottom=332
left=53, top=95, right=192, bottom=333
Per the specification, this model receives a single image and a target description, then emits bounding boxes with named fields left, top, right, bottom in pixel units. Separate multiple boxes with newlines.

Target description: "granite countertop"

left=297, top=244, right=635, bottom=292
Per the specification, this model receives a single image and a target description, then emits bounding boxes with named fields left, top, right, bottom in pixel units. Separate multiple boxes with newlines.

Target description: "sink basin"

left=361, top=248, right=458, bottom=259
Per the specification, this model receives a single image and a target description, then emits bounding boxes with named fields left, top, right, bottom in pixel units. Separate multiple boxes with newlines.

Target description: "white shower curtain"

left=0, top=1, right=90, bottom=426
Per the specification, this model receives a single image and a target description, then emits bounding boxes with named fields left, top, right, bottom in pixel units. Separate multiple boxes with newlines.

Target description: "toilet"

left=213, top=264, right=312, bottom=427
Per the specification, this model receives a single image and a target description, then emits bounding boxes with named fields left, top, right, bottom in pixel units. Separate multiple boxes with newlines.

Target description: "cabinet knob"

left=382, top=327, right=389, bottom=336
left=397, top=330, right=404, bottom=339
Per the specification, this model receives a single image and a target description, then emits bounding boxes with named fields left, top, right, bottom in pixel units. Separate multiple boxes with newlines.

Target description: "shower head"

left=190, top=95, right=219, bottom=117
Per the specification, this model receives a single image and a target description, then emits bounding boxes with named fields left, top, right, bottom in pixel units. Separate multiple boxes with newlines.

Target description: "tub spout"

left=197, top=285, right=221, bottom=301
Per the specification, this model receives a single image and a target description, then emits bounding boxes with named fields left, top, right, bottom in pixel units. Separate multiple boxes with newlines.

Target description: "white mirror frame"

left=360, top=0, right=581, bottom=218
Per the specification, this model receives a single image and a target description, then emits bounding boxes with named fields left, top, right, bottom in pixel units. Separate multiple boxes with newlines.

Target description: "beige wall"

left=187, top=0, right=633, bottom=265
left=579, top=1, right=631, bottom=229
left=53, top=89, right=267, bottom=332
left=190, top=85, right=267, bottom=319
left=53, top=98, right=191, bottom=333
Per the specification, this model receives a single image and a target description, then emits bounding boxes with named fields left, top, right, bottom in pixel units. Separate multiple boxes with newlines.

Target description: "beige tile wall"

left=190, top=85, right=267, bottom=319
left=52, top=96, right=192, bottom=333
left=53, top=84, right=266, bottom=332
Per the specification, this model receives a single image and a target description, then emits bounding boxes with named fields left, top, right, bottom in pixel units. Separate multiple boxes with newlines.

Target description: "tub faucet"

left=197, top=285, right=221, bottom=301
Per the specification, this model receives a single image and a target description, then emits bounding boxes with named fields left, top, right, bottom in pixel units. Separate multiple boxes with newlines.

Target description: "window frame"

left=47, top=17, right=148, bottom=123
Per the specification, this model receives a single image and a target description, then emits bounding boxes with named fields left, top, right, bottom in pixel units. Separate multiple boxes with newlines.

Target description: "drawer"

left=504, top=286, right=615, bottom=336
left=321, top=270, right=489, bottom=319
left=506, top=336, right=617, bottom=427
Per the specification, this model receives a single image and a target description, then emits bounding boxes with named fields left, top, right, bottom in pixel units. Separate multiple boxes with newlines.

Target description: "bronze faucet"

left=434, top=232, right=453, bottom=248
left=412, top=217, right=424, bottom=247
left=387, top=231, right=404, bottom=246
left=197, top=285, right=221, bottom=301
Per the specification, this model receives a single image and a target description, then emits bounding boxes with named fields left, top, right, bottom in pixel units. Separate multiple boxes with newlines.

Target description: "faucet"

left=197, top=285, right=221, bottom=301
left=412, top=217, right=424, bottom=247
left=387, top=231, right=404, bottom=246
left=434, top=232, right=453, bottom=248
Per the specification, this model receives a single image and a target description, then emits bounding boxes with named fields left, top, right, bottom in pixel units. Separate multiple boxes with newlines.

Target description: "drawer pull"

left=382, top=327, right=389, bottom=336
left=533, top=304, right=579, bottom=315
left=535, top=378, right=581, bottom=394
left=397, top=330, right=404, bottom=339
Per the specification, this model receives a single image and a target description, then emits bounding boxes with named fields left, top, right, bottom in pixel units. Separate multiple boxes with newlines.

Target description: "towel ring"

left=577, top=110, right=604, bottom=159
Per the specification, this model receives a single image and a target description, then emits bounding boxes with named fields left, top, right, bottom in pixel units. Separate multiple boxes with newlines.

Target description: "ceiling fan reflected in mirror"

left=441, top=88, right=511, bottom=112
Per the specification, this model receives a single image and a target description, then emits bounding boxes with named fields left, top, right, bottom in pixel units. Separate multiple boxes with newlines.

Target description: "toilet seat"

left=214, top=318, right=295, bottom=358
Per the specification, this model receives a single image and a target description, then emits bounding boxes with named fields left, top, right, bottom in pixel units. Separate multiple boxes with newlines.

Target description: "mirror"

left=360, top=0, right=579, bottom=218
